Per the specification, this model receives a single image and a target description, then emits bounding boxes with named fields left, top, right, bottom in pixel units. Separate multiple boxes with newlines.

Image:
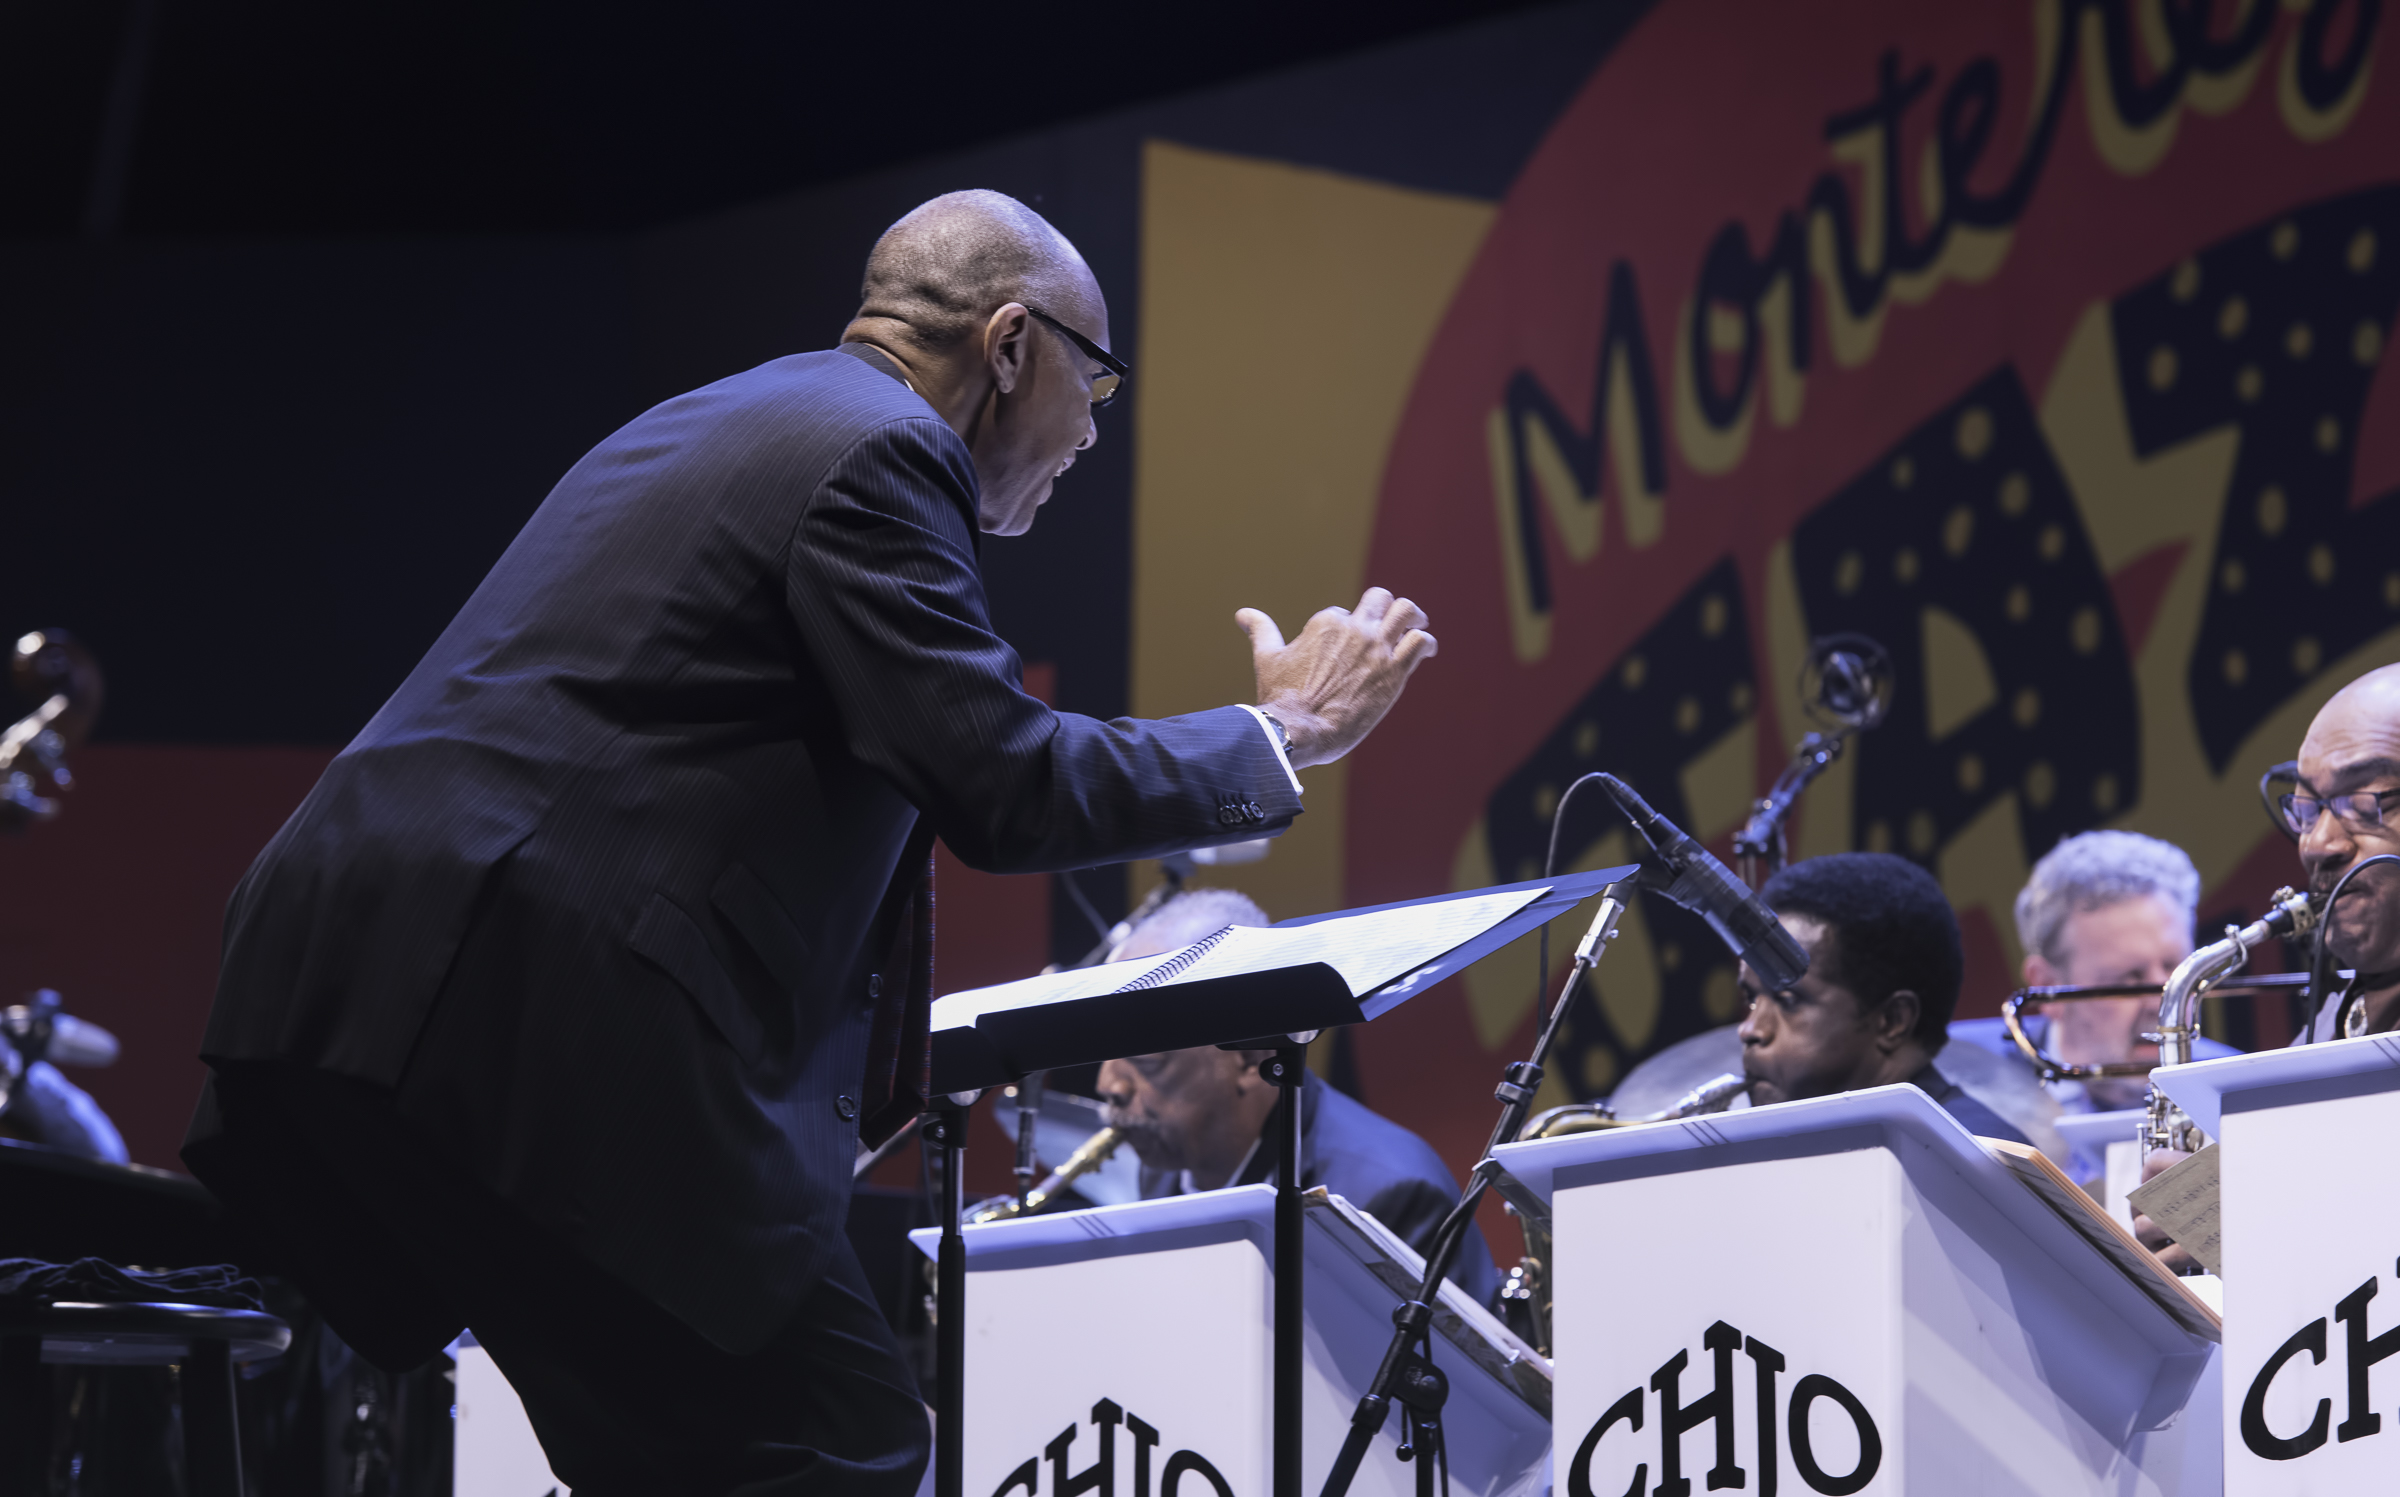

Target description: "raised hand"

left=1237, top=587, right=1436, bottom=770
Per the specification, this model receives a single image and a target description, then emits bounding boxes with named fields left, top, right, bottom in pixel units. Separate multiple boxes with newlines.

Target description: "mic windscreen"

left=1659, top=854, right=1810, bottom=993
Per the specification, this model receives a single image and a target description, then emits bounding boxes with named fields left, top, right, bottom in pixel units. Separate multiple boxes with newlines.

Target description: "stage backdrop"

left=2, top=3, right=2394, bottom=1261
left=1128, top=0, right=2398, bottom=1240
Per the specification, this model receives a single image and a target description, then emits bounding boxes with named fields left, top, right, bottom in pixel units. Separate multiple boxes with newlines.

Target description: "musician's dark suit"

left=1138, top=1072, right=1504, bottom=1308
left=184, top=345, right=1301, bottom=1492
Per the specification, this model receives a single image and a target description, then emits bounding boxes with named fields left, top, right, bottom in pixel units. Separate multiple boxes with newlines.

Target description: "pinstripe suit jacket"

left=193, top=348, right=1301, bottom=1354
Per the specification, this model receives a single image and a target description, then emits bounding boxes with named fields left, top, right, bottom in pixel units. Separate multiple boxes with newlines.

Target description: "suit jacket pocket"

left=628, top=892, right=764, bottom=1064
left=710, top=861, right=815, bottom=993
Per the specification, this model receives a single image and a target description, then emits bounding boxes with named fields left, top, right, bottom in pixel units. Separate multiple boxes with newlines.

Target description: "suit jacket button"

left=867, top=973, right=883, bottom=999
left=836, top=1095, right=858, bottom=1121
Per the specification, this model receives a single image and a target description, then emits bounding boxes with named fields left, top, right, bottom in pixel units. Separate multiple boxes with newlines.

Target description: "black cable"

left=2304, top=852, right=2400, bottom=1040
left=1536, top=773, right=1618, bottom=1024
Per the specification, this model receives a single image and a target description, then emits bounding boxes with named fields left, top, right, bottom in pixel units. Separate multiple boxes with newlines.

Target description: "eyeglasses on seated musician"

left=1944, top=829, right=2239, bottom=1185
left=1092, top=887, right=1504, bottom=1310
left=2136, top=661, right=2400, bottom=1273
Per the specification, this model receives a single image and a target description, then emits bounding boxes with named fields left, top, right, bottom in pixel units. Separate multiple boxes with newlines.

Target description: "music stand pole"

left=929, top=1100, right=969, bottom=1497
left=1318, top=889, right=1627, bottom=1497
left=1264, top=1039, right=1308, bottom=1497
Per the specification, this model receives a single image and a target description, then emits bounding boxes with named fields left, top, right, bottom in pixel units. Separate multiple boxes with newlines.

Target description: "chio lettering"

left=2242, top=1256, right=2400, bottom=1461
left=990, top=1399, right=1235, bottom=1497
left=1567, top=1320, right=1881, bottom=1497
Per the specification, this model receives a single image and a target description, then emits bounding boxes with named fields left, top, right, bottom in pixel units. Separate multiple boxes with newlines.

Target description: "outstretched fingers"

left=1393, top=627, right=1438, bottom=667
left=1236, top=606, right=1288, bottom=655
left=1378, top=596, right=1428, bottom=647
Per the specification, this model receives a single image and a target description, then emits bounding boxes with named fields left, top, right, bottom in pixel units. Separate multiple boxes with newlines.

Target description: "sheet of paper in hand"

left=929, top=867, right=1634, bottom=1090
left=2126, top=1142, right=2222, bottom=1276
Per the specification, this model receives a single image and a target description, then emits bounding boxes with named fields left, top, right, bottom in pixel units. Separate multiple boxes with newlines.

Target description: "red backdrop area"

left=0, top=741, right=1054, bottom=1177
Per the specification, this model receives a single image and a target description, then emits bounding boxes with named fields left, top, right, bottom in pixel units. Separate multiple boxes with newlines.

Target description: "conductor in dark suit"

left=184, top=190, right=1437, bottom=1495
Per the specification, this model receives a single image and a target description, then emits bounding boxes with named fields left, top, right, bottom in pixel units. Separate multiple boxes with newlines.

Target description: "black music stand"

left=923, top=868, right=1631, bottom=1497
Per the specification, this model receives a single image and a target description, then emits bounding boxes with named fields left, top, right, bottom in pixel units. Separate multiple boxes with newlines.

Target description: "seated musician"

left=2280, top=663, right=2400, bottom=1040
left=1739, top=852, right=2031, bottom=1144
left=1947, top=830, right=2235, bottom=1180
left=2140, top=664, right=2400, bottom=1270
left=1095, top=888, right=1502, bottom=1306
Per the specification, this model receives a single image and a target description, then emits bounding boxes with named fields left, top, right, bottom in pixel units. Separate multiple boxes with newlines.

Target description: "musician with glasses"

left=2265, top=662, right=2400, bottom=1041
left=2138, top=663, right=2400, bottom=1272
left=1946, top=831, right=2236, bottom=1182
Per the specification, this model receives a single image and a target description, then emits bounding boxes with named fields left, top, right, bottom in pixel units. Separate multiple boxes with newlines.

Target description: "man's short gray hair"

left=2013, top=831, right=2201, bottom=963
left=1118, top=887, right=1271, bottom=955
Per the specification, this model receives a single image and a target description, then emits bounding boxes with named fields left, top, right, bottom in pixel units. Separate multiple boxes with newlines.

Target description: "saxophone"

left=2143, top=887, right=2318, bottom=1154
left=967, top=1125, right=1128, bottom=1224
left=1497, top=1072, right=1750, bottom=1354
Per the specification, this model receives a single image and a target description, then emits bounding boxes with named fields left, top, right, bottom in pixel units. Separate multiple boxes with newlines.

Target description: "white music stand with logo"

left=920, top=869, right=1629, bottom=1497
left=2150, top=1032, right=2400, bottom=1494
left=908, top=1185, right=1550, bottom=1497
left=1491, top=1084, right=2221, bottom=1495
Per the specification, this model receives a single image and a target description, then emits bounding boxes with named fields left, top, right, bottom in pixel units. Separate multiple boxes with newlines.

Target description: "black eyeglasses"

left=2261, top=759, right=2400, bottom=836
left=1023, top=305, right=1128, bottom=407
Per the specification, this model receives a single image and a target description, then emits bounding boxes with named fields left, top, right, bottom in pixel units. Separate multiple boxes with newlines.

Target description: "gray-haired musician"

left=1093, top=888, right=1503, bottom=1307
left=1947, top=830, right=2234, bottom=1182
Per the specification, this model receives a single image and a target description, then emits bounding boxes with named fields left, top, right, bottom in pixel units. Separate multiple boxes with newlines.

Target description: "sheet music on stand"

left=930, top=868, right=1633, bottom=1092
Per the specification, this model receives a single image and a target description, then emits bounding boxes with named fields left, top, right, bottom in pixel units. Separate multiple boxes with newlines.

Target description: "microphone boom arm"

left=1732, top=730, right=1846, bottom=888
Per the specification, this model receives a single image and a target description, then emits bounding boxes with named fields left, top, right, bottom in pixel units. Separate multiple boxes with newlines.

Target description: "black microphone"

left=1598, top=774, right=1810, bottom=992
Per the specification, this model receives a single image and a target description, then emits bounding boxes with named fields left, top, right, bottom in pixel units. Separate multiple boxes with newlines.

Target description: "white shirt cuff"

left=1236, top=704, right=1305, bottom=797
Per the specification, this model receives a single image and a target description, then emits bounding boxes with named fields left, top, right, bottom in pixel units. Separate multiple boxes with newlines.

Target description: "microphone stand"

left=1731, top=730, right=1846, bottom=889
left=1733, top=634, right=1890, bottom=888
left=1317, top=887, right=1630, bottom=1497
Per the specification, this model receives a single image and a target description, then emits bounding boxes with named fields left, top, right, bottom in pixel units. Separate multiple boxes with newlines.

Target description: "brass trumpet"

left=1999, top=972, right=2311, bottom=1083
left=1496, top=1072, right=1750, bottom=1354
left=967, top=1125, right=1128, bottom=1224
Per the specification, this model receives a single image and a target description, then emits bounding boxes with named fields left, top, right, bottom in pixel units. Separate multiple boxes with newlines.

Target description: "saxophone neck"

left=968, top=1125, right=1127, bottom=1224
left=2156, top=886, right=2317, bottom=1068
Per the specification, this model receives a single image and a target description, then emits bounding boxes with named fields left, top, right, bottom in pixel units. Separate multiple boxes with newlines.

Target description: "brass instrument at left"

left=1496, top=1072, right=1750, bottom=1354
left=968, top=1124, right=1128, bottom=1224
left=1999, top=971, right=2312, bottom=1083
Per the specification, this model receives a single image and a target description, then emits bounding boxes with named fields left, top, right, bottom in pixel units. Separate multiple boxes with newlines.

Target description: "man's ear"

left=1873, top=989, right=1923, bottom=1053
left=984, top=303, right=1032, bottom=396
left=2023, top=951, right=2059, bottom=987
